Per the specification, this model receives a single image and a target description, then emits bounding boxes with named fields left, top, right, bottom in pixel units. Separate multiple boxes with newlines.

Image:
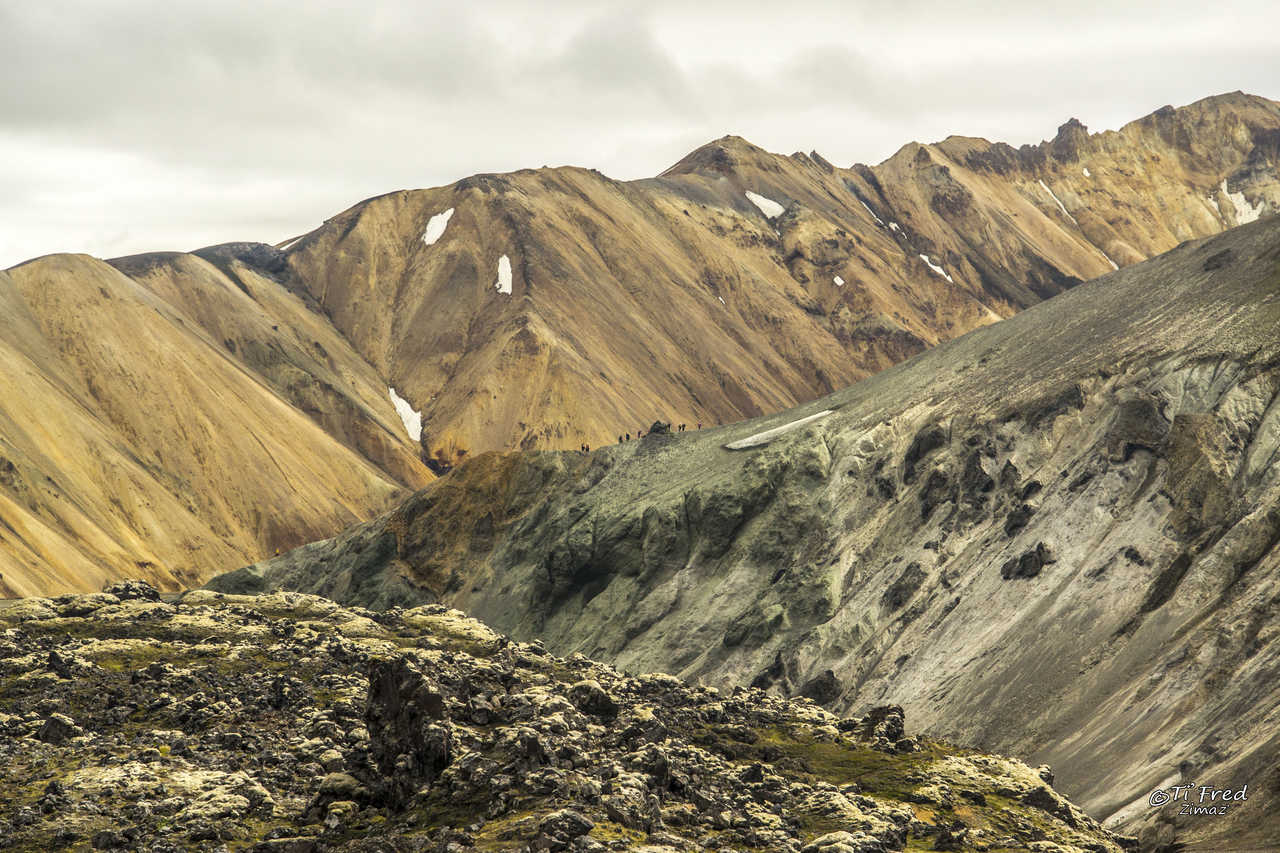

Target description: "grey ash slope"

left=210, top=216, right=1280, bottom=850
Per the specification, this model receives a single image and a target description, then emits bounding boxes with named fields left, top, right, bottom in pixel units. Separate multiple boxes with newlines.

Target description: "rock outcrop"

left=211, top=214, right=1280, bottom=850
left=0, top=583, right=1130, bottom=851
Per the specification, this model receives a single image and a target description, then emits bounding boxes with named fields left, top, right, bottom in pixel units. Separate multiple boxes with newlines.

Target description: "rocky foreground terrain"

left=0, top=581, right=1130, bottom=852
left=2, top=92, right=1278, bottom=597
left=212, top=214, right=1280, bottom=850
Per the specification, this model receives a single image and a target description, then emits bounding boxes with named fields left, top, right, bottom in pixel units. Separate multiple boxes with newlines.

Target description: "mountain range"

left=2, top=91, right=1277, bottom=597
left=211, top=213, right=1280, bottom=850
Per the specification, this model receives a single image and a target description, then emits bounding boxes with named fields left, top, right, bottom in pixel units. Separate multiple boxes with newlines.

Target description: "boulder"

left=37, top=712, right=82, bottom=744
left=568, top=680, right=619, bottom=719
left=102, top=579, right=162, bottom=601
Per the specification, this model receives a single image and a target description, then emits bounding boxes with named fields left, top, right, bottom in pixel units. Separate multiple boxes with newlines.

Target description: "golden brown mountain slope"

left=282, top=91, right=1280, bottom=471
left=0, top=252, right=429, bottom=597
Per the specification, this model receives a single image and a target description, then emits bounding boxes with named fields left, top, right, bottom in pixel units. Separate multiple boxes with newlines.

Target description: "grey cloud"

left=530, top=11, right=696, bottom=112
left=1, top=0, right=1278, bottom=267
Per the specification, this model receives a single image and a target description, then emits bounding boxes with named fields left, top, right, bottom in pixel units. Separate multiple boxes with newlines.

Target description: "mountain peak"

left=659, top=134, right=772, bottom=177
left=1050, top=117, right=1090, bottom=161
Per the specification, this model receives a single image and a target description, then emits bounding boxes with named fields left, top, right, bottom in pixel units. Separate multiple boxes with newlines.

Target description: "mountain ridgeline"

left=1, top=91, right=1278, bottom=599
left=287, top=91, right=1280, bottom=473
left=210, top=215, right=1280, bottom=850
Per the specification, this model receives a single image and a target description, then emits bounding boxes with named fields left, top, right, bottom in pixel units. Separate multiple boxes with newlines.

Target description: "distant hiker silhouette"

left=626, top=432, right=631, bottom=441
left=697, top=422, right=702, bottom=429
left=618, top=435, right=623, bottom=444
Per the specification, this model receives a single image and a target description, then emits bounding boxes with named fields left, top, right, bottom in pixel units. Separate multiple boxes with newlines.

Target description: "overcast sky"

left=3, top=0, right=1277, bottom=268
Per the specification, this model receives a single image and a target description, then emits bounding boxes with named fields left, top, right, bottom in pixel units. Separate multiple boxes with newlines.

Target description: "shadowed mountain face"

left=210, top=216, right=1280, bottom=850
left=3, top=92, right=1279, bottom=596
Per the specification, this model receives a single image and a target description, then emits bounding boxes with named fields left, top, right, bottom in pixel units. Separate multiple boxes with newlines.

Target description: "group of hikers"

left=575, top=420, right=705, bottom=453
left=613, top=421, right=702, bottom=445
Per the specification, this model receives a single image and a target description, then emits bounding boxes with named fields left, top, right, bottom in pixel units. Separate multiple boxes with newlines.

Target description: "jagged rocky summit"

left=0, top=582, right=1130, bottom=852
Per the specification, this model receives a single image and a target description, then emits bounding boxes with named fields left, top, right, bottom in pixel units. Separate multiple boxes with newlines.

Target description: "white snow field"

left=725, top=410, right=835, bottom=450
left=422, top=208, right=455, bottom=245
left=495, top=255, right=513, bottom=294
left=745, top=191, right=784, bottom=218
left=388, top=387, right=422, bottom=442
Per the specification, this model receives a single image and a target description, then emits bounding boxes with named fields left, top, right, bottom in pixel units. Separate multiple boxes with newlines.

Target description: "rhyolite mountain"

left=0, top=251, right=431, bottom=598
left=287, top=91, right=1280, bottom=473
left=210, top=214, right=1280, bottom=851
left=4, top=91, right=1279, bottom=596
left=0, top=581, right=1132, bottom=852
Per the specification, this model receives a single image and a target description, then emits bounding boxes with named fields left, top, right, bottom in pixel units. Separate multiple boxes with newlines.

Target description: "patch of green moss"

left=982, top=791, right=1059, bottom=837
left=225, top=816, right=298, bottom=851
left=87, top=643, right=181, bottom=672
left=586, top=819, right=645, bottom=844
left=468, top=811, right=545, bottom=851
left=689, top=723, right=942, bottom=803
left=760, top=727, right=944, bottom=799
left=15, top=619, right=226, bottom=645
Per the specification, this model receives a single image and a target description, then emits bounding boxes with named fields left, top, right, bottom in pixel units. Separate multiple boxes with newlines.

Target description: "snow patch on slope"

left=422, top=208, right=455, bottom=245
left=1038, top=180, right=1079, bottom=225
left=918, top=254, right=954, bottom=283
left=1082, top=167, right=1091, bottom=178
left=495, top=255, right=513, bottom=294
left=745, top=191, right=784, bottom=219
left=1221, top=180, right=1265, bottom=224
left=388, top=387, right=422, bottom=442
left=859, top=200, right=884, bottom=226
left=834, top=275, right=844, bottom=286
left=725, top=410, right=834, bottom=450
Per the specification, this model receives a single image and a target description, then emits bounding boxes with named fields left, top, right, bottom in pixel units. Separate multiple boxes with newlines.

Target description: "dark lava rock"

left=537, top=807, right=594, bottom=844
left=0, top=589, right=1130, bottom=852
left=903, top=425, right=948, bottom=484
left=798, top=669, right=843, bottom=705
left=364, top=656, right=450, bottom=804
left=37, top=712, right=82, bottom=744
left=1106, top=396, right=1170, bottom=461
left=1004, top=503, right=1035, bottom=537
left=1001, top=542, right=1057, bottom=580
left=568, top=679, right=619, bottom=718
left=102, top=578, right=162, bottom=601
left=881, top=562, right=927, bottom=611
